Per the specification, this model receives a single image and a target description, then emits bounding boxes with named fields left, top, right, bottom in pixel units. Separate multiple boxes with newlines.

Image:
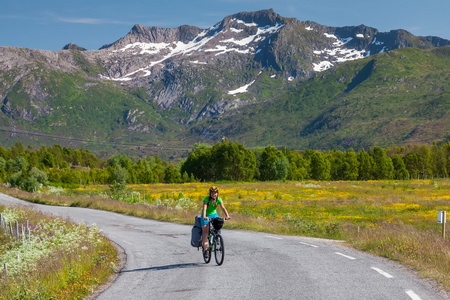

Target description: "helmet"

left=209, top=186, right=219, bottom=193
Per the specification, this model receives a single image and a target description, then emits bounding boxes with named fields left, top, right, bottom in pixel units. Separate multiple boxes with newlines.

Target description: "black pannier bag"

left=191, top=215, right=202, bottom=248
left=212, top=218, right=224, bottom=231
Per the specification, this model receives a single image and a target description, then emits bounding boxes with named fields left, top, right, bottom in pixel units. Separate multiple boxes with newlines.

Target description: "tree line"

left=0, top=140, right=449, bottom=193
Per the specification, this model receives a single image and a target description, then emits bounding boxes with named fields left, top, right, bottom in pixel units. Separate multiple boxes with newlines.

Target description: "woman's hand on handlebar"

left=203, top=216, right=209, bottom=221
left=225, top=216, right=231, bottom=220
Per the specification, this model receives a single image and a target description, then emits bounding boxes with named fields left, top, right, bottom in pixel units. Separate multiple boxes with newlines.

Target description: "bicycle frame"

left=203, top=218, right=225, bottom=265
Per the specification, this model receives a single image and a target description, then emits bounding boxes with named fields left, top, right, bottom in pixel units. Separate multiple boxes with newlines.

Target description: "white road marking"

left=405, top=289, right=422, bottom=300
left=299, top=242, right=319, bottom=248
left=122, top=240, right=133, bottom=245
left=335, top=252, right=356, bottom=260
left=371, top=267, right=393, bottom=278
left=265, top=235, right=283, bottom=240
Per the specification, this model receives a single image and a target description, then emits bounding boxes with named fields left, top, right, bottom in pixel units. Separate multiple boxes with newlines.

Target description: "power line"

left=0, top=127, right=191, bottom=151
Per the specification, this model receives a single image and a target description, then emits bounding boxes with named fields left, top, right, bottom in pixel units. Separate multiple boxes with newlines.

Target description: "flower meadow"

left=0, top=206, right=119, bottom=299
left=1, top=179, right=449, bottom=292
left=102, top=180, right=449, bottom=237
left=32, top=179, right=449, bottom=239
left=72, top=179, right=450, bottom=290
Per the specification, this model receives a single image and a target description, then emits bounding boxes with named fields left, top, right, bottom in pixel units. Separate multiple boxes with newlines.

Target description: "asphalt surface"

left=0, top=192, right=447, bottom=300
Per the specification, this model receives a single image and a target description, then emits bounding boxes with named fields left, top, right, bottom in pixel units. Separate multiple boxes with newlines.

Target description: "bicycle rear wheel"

left=214, top=234, right=225, bottom=265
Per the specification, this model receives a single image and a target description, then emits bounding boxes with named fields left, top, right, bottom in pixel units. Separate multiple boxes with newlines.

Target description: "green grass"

left=0, top=205, right=120, bottom=300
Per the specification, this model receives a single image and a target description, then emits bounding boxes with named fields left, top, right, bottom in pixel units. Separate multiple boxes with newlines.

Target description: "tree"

left=8, top=166, right=48, bottom=192
left=0, top=157, right=5, bottom=171
left=182, top=171, right=191, bottom=183
left=109, top=165, right=129, bottom=196
left=164, top=164, right=182, bottom=183
left=357, top=149, right=373, bottom=180
left=10, top=142, right=25, bottom=158
left=42, top=152, right=55, bottom=168
left=181, top=145, right=213, bottom=181
left=286, top=150, right=308, bottom=180
left=60, top=169, right=81, bottom=184
left=13, top=156, right=28, bottom=173
left=372, top=147, right=394, bottom=179
left=391, top=155, right=409, bottom=180
left=259, top=146, right=284, bottom=181
left=310, top=151, right=331, bottom=181
left=341, top=148, right=359, bottom=180
left=150, top=156, right=166, bottom=183
left=0, top=157, right=6, bottom=181
left=210, top=141, right=256, bottom=181
left=417, top=145, right=432, bottom=178
left=0, top=147, right=8, bottom=160
left=133, top=159, right=158, bottom=184
left=272, top=156, right=289, bottom=180
left=404, top=151, right=419, bottom=178
left=431, top=142, right=447, bottom=177
left=329, top=150, right=344, bottom=180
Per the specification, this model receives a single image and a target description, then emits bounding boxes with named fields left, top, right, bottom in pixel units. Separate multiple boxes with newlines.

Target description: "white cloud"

left=57, top=17, right=103, bottom=24
left=56, top=16, right=130, bottom=25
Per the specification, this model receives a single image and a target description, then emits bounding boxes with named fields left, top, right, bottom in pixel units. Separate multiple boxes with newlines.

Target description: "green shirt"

left=203, top=196, right=223, bottom=215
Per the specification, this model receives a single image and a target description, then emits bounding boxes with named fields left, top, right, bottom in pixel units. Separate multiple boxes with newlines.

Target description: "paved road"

left=0, top=192, right=447, bottom=300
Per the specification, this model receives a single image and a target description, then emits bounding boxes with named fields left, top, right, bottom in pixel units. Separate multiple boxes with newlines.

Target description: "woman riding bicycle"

left=202, top=186, right=230, bottom=252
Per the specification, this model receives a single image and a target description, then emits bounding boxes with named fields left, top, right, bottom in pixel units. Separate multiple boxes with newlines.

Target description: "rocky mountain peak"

left=89, top=8, right=449, bottom=92
left=230, top=8, right=284, bottom=27
left=62, top=43, right=87, bottom=51
left=100, top=23, right=203, bottom=51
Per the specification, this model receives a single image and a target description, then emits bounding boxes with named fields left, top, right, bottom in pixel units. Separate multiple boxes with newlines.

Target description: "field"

left=67, top=179, right=449, bottom=237
left=1, top=179, right=449, bottom=292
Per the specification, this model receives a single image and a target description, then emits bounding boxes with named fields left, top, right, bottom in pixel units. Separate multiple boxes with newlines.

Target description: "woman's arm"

left=220, top=202, right=230, bottom=220
left=203, top=202, right=209, bottom=221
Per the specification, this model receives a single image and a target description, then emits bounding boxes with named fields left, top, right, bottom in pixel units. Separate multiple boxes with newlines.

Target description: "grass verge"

left=0, top=205, right=120, bottom=299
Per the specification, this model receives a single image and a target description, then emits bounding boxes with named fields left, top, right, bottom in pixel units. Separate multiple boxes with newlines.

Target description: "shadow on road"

left=120, top=263, right=203, bottom=273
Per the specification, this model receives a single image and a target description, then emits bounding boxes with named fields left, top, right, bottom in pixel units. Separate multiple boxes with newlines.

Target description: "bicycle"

left=203, top=217, right=225, bottom=265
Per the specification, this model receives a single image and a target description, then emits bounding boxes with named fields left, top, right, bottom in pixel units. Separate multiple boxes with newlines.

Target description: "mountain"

left=0, top=9, right=449, bottom=157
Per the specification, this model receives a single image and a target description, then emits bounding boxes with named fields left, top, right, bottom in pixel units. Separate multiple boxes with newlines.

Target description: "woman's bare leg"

left=202, top=224, right=208, bottom=250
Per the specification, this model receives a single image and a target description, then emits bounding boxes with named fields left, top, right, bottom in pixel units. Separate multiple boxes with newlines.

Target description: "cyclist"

left=202, top=186, right=230, bottom=252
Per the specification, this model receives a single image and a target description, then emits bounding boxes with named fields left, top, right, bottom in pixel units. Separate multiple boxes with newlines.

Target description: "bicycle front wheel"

left=203, top=237, right=212, bottom=264
left=214, top=234, right=225, bottom=265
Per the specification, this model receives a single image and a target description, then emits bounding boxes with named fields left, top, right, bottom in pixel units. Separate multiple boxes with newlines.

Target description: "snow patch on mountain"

left=114, top=42, right=169, bottom=55
left=379, top=46, right=389, bottom=53
left=228, top=70, right=263, bottom=95
left=312, top=61, right=334, bottom=72
left=371, top=38, right=384, bottom=45
left=206, top=45, right=252, bottom=56
left=228, top=80, right=256, bottom=95
left=312, top=32, right=366, bottom=72
left=190, top=60, right=208, bottom=64
left=105, top=19, right=284, bottom=80
left=235, top=19, right=258, bottom=27
left=100, top=67, right=152, bottom=81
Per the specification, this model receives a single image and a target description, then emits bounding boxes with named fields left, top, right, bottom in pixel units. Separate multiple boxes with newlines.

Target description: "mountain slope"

left=190, top=46, right=450, bottom=149
left=0, top=9, right=449, bottom=155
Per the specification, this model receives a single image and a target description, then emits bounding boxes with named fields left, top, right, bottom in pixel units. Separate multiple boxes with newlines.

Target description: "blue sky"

left=1, top=0, right=449, bottom=51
